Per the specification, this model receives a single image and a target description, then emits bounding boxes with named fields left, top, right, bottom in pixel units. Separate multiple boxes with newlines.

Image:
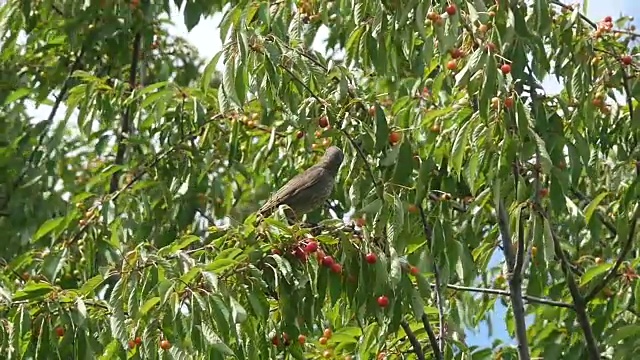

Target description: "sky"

left=163, top=0, right=638, bottom=348
left=17, top=0, right=637, bottom=350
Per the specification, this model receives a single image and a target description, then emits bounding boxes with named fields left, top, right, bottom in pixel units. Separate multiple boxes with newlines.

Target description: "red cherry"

left=271, top=335, right=280, bottom=346
left=160, top=339, right=172, bottom=350
left=55, top=326, right=65, bottom=337
left=365, top=253, right=378, bottom=264
left=388, top=131, right=402, bottom=144
left=296, top=130, right=304, bottom=139
left=318, top=116, right=329, bottom=128
left=304, top=241, right=318, bottom=253
left=451, top=48, right=463, bottom=59
left=504, top=96, right=514, bottom=108
left=446, top=4, right=456, bottom=15
left=293, top=247, right=308, bottom=262
left=134, top=337, right=142, bottom=345
left=446, top=59, right=457, bottom=70
left=298, top=334, right=306, bottom=345
left=322, top=256, right=335, bottom=267
left=377, top=295, right=389, bottom=308
left=330, top=263, right=343, bottom=274
left=621, top=55, right=633, bottom=65
left=604, top=16, right=612, bottom=22
left=409, top=266, right=419, bottom=276
left=128, top=340, right=136, bottom=349
left=500, top=64, right=512, bottom=74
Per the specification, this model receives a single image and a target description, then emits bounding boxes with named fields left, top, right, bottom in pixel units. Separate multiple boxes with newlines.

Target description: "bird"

left=257, top=146, right=344, bottom=222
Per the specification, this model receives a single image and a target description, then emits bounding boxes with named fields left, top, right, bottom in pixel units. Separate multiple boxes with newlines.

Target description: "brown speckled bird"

left=257, top=146, right=344, bottom=221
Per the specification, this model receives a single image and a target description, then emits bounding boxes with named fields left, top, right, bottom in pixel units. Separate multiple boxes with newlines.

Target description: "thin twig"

left=278, top=64, right=327, bottom=106
left=400, top=320, right=425, bottom=360
left=339, top=129, right=384, bottom=200
left=196, top=208, right=216, bottom=225
left=497, top=198, right=531, bottom=360
left=441, top=283, right=573, bottom=309
left=418, top=205, right=445, bottom=357
left=549, top=1, right=597, bottom=28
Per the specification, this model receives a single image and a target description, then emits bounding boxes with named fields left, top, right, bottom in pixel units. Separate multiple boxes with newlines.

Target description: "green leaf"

left=409, top=286, right=425, bottom=319
left=202, top=51, right=223, bottom=92
left=392, top=140, right=413, bottom=186
left=139, top=297, right=160, bottom=315
left=541, top=217, right=555, bottom=263
left=450, top=116, right=473, bottom=176
left=183, top=1, right=203, bottom=30
left=529, top=129, right=553, bottom=174
left=609, top=324, right=640, bottom=344
left=4, top=87, right=31, bottom=105
left=374, top=105, right=390, bottom=152
left=204, top=258, right=239, bottom=273
left=478, top=55, right=497, bottom=120
left=230, top=296, right=248, bottom=323
left=583, top=192, right=608, bottom=224
left=12, top=283, right=54, bottom=302
left=580, top=263, right=614, bottom=287
left=41, top=248, right=66, bottom=283
left=79, top=275, right=104, bottom=295
left=32, top=217, right=65, bottom=242
left=166, top=234, right=201, bottom=253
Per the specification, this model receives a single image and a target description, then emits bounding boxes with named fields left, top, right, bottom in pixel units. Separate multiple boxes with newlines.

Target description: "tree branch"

left=512, top=162, right=526, bottom=277
left=109, top=32, right=142, bottom=193
left=544, top=220, right=601, bottom=360
left=420, top=314, right=442, bottom=360
left=400, top=320, right=425, bottom=360
left=497, top=198, right=531, bottom=360
left=418, top=205, right=445, bottom=356
left=532, top=162, right=600, bottom=359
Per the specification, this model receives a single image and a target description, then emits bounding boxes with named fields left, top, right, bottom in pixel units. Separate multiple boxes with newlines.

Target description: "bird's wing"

left=258, top=166, right=326, bottom=213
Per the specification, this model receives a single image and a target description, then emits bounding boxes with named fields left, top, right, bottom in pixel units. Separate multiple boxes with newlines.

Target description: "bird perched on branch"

left=257, top=146, right=344, bottom=222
